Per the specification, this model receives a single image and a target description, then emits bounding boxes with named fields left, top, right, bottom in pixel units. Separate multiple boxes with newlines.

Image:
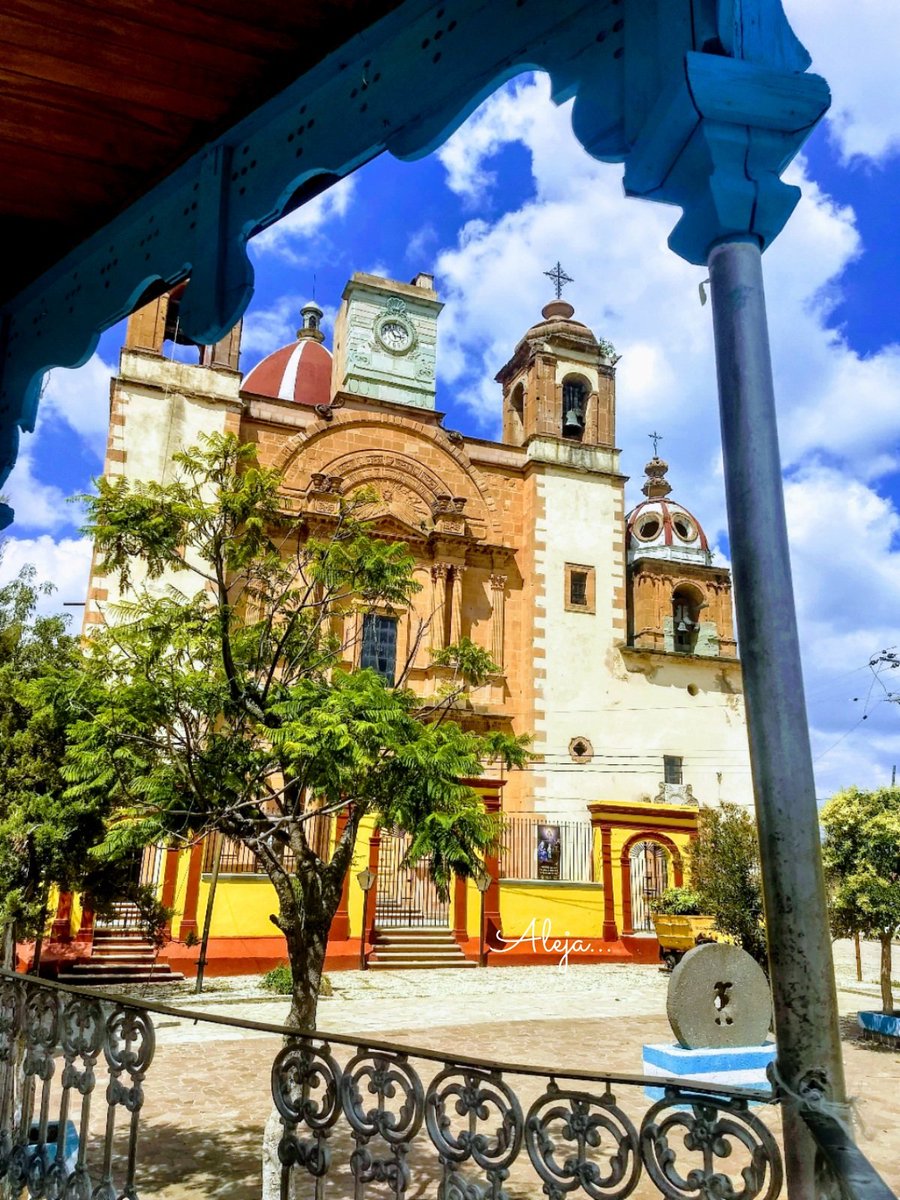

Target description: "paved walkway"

left=126, top=944, right=899, bottom=1197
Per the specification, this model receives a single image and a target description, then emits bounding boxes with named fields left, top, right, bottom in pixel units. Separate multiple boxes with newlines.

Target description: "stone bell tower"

left=495, top=285, right=627, bottom=815
left=495, top=297, right=617, bottom=454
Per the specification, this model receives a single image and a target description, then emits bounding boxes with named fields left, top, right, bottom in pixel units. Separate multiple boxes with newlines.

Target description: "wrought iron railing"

left=0, top=970, right=894, bottom=1200
left=499, top=815, right=594, bottom=882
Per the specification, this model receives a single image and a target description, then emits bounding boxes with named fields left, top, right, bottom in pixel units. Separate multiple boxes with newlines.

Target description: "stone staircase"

left=57, top=905, right=184, bottom=987
left=368, top=927, right=475, bottom=970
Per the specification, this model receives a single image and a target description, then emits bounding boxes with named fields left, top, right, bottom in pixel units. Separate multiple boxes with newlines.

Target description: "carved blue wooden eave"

left=0, top=0, right=828, bottom=530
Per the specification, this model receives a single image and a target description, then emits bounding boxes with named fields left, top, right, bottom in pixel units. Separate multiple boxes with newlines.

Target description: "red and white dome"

left=241, top=301, right=332, bottom=407
left=626, top=458, right=711, bottom=566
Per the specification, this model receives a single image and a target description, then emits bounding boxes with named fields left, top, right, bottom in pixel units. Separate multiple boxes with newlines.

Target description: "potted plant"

left=650, top=887, right=717, bottom=971
left=821, top=786, right=900, bottom=1043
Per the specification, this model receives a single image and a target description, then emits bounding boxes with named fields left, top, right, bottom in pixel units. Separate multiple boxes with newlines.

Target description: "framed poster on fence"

left=536, top=824, right=561, bottom=881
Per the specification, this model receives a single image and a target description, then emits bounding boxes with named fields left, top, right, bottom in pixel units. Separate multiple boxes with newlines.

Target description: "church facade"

left=66, top=269, right=753, bottom=974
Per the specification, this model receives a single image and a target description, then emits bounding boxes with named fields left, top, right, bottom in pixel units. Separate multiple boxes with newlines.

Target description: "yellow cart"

left=651, top=914, right=718, bottom=971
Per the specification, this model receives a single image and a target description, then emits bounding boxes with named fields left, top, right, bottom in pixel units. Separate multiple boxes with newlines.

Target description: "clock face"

left=378, top=318, right=412, bottom=352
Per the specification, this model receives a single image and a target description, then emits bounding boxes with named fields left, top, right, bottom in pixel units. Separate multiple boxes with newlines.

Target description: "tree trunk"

left=880, top=932, right=894, bottom=1015
left=285, top=921, right=330, bottom=1030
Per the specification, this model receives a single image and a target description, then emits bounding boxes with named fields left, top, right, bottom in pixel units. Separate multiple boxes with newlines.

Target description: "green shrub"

left=261, top=964, right=293, bottom=995
left=261, top=964, right=333, bottom=997
left=650, top=887, right=704, bottom=916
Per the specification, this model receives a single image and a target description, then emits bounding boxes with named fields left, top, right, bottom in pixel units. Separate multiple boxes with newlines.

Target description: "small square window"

left=564, top=563, right=595, bottom=613
left=664, top=755, right=683, bottom=785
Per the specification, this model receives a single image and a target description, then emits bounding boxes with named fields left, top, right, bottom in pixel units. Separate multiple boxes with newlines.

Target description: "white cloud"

left=786, top=0, right=900, bottom=163
left=3, top=440, right=72, bottom=533
left=0, top=535, right=92, bottom=619
left=432, top=74, right=900, bottom=794
left=40, top=354, right=113, bottom=460
left=249, top=177, right=356, bottom=264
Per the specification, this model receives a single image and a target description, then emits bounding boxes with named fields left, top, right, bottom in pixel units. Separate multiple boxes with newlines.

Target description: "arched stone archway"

left=619, top=831, right=684, bottom=938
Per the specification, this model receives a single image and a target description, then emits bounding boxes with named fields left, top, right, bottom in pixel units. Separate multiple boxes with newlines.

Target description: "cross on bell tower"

left=544, top=261, right=573, bottom=300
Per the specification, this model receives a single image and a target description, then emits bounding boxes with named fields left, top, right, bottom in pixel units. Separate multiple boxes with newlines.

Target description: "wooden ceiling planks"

left=1, top=0, right=400, bottom=302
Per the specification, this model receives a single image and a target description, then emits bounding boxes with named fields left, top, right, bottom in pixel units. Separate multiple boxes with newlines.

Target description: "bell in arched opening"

left=561, top=377, right=588, bottom=440
left=672, top=586, right=702, bottom=654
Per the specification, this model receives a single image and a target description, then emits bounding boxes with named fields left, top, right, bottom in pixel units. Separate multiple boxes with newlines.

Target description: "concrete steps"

left=57, top=905, right=184, bottom=987
left=368, top=927, right=474, bottom=970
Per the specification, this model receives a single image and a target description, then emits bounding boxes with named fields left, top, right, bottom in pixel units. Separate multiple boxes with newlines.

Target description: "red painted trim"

left=600, top=824, right=618, bottom=941
left=453, top=874, right=468, bottom=944
left=160, top=849, right=180, bottom=938
left=51, top=892, right=73, bottom=942
left=180, top=841, right=204, bottom=938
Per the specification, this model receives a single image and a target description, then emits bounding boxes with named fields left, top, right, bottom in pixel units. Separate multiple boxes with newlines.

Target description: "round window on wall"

left=672, top=514, right=696, bottom=541
left=636, top=514, right=661, bottom=541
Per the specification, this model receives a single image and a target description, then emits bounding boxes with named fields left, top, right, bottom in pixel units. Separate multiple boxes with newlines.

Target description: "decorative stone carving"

left=667, top=943, right=772, bottom=1050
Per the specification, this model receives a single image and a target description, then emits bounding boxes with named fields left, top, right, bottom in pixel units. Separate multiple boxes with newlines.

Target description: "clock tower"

left=331, top=271, right=443, bottom=409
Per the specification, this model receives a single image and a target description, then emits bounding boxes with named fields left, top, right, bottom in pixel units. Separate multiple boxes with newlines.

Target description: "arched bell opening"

left=672, top=583, right=704, bottom=655
left=561, top=373, right=590, bottom=441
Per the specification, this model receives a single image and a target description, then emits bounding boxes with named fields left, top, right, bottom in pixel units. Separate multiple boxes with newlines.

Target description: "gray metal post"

left=707, top=238, right=846, bottom=1197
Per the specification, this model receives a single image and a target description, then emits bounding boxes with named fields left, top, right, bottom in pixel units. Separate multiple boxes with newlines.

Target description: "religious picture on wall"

left=536, top=824, right=561, bottom=881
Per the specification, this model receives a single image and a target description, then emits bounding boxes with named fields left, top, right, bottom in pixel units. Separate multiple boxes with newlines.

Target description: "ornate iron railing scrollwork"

left=342, top=1048, right=425, bottom=1196
left=272, top=1038, right=342, bottom=1190
left=426, top=1064, right=523, bottom=1200
left=640, top=1089, right=783, bottom=1200
left=526, top=1081, right=641, bottom=1200
left=7, top=969, right=894, bottom=1200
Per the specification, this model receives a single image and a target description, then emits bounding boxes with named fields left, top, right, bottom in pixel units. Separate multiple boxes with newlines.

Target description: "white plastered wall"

left=530, top=464, right=753, bottom=818
left=85, top=352, right=241, bottom=621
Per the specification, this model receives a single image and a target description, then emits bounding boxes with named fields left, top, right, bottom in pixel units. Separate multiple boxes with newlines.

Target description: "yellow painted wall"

left=188, top=813, right=379, bottom=941
left=589, top=800, right=697, bottom=930
left=499, top=882, right=605, bottom=939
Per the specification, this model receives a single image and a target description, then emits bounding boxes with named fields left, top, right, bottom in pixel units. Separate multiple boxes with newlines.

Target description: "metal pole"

left=194, top=838, right=223, bottom=995
left=359, top=888, right=369, bottom=973
left=479, top=890, right=486, bottom=968
left=707, top=238, right=846, bottom=1197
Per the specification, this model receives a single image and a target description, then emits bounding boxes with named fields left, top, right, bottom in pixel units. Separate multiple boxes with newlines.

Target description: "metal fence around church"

left=499, top=815, right=594, bottom=882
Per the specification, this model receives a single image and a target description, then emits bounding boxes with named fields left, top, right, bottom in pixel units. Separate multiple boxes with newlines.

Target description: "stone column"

left=430, top=563, right=450, bottom=649
left=179, top=840, right=205, bottom=939
left=600, top=825, right=618, bottom=941
left=77, top=905, right=94, bottom=947
left=449, top=565, right=465, bottom=645
left=620, top=850, right=634, bottom=939
left=51, top=892, right=73, bottom=942
left=489, top=573, right=507, bottom=670
left=329, top=811, right=351, bottom=941
left=481, top=790, right=502, bottom=957
left=160, top=848, right=181, bottom=939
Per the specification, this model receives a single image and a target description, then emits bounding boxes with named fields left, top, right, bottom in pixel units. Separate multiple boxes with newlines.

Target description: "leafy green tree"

left=65, top=434, right=528, bottom=1025
left=688, top=802, right=767, bottom=968
left=821, top=786, right=900, bottom=1014
left=0, top=558, right=164, bottom=968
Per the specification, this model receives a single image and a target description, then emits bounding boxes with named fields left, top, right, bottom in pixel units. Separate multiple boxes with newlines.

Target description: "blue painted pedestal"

left=858, top=1011, right=900, bottom=1041
left=642, top=1042, right=776, bottom=1101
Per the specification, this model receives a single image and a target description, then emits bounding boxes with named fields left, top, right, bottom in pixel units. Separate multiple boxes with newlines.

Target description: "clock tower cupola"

left=331, top=271, right=443, bottom=409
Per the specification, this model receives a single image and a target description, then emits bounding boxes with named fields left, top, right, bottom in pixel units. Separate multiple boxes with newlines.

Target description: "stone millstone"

left=667, top=943, right=772, bottom=1049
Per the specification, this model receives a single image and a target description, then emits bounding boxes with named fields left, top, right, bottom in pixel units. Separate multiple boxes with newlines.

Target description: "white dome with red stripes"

left=626, top=458, right=711, bottom=566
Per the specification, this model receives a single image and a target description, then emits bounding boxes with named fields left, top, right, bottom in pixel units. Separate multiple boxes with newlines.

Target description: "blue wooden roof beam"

left=0, top=0, right=827, bottom=529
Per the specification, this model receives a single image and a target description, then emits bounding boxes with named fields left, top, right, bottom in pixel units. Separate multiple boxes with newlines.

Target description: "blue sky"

left=1, top=1, right=898, bottom=797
